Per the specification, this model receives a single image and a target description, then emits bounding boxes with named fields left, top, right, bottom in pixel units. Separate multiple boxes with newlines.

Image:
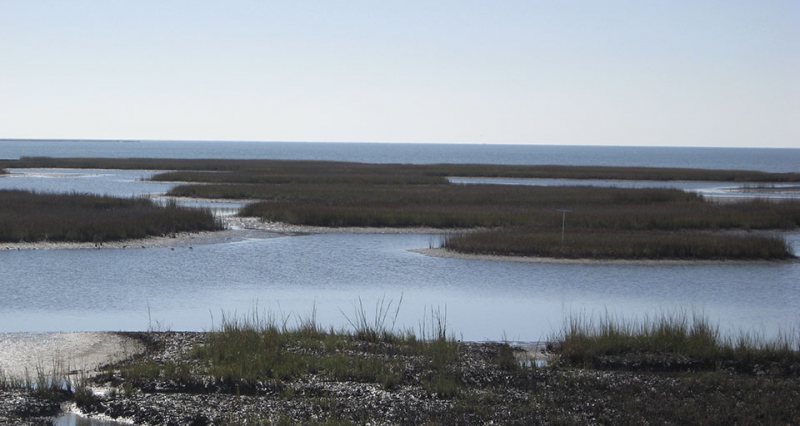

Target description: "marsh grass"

left=425, top=164, right=800, bottom=182
left=119, top=304, right=462, bottom=397
left=444, top=228, right=795, bottom=260
left=0, top=190, right=222, bottom=243
left=153, top=170, right=448, bottom=185
left=203, top=182, right=800, bottom=231
left=556, top=312, right=800, bottom=373
left=340, top=296, right=404, bottom=342
left=0, top=359, right=82, bottom=403
left=5, top=157, right=800, bottom=182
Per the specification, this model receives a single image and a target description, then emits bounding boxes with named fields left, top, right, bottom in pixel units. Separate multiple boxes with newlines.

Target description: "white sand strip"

left=0, top=333, right=143, bottom=379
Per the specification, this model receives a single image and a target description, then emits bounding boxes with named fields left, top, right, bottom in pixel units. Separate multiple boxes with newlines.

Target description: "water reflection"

left=1, top=233, right=797, bottom=341
left=0, top=168, right=170, bottom=197
left=54, top=412, right=129, bottom=426
left=0, top=169, right=798, bottom=342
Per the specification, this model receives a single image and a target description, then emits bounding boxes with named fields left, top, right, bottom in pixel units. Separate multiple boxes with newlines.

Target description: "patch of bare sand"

left=228, top=216, right=474, bottom=235
left=0, top=333, right=143, bottom=379
left=1, top=216, right=469, bottom=250
left=1, top=217, right=282, bottom=251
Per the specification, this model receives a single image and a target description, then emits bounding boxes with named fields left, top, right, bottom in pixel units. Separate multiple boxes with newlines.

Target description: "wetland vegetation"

left=0, top=190, right=221, bottom=243
left=556, top=312, right=800, bottom=373
left=444, top=229, right=794, bottom=260
left=4, top=312, right=798, bottom=424
left=2, top=157, right=798, bottom=259
left=4, top=156, right=800, bottom=181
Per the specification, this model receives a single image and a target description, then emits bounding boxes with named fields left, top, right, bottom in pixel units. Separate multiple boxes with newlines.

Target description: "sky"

left=0, top=1, right=798, bottom=147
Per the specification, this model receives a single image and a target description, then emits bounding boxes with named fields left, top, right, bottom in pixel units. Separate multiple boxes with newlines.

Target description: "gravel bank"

left=2, top=332, right=798, bottom=424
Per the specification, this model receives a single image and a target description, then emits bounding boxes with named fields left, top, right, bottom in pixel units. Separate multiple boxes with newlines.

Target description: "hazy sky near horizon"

left=1, top=1, right=798, bottom=147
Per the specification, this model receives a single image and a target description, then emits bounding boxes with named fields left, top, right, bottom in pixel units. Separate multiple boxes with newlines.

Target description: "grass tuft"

left=555, top=312, right=800, bottom=373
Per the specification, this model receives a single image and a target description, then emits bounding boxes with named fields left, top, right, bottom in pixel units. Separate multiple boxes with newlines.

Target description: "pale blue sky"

left=1, top=1, right=797, bottom=147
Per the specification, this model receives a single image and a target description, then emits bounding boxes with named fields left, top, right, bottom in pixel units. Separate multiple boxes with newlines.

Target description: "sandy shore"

left=3, top=216, right=793, bottom=263
left=0, top=217, right=468, bottom=251
left=0, top=230, right=238, bottom=251
left=414, top=247, right=799, bottom=265
left=0, top=218, right=284, bottom=251
left=227, top=216, right=473, bottom=235
left=0, top=333, right=143, bottom=379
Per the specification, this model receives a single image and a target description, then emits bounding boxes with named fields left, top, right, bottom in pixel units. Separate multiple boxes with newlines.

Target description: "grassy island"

left=168, top=177, right=799, bottom=260
left=1, top=157, right=797, bottom=259
left=444, top=229, right=794, bottom=260
left=0, top=190, right=221, bottom=243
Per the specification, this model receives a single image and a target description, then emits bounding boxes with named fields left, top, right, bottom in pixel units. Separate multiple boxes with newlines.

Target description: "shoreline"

left=414, top=247, right=799, bottom=265
left=2, top=217, right=796, bottom=263
left=2, top=329, right=796, bottom=424
left=0, top=217, right=468, bottom=250
left=0, top=228, right=256, bottom=251
left=225, top=216, right=474, bottom=235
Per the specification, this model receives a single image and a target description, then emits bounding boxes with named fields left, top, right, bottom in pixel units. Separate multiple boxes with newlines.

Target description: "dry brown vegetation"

left=3, top=156, right=799, bottom=182
left=0, top=190, right=221, bottom=243
left=444, top=229, right=794, bottom=260
left=3, top=157, right=797, bottom=259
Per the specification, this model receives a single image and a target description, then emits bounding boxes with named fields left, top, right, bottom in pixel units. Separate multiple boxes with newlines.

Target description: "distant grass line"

left=444, top=229, right=795, bottom=260
left=154, top=170, right=448, bottom=185
left=5, top=157, right=799, bottom=259
left=424, top=164, right=800, bottom=182
left=556, top=312, right=800, bottom=373
left=171, top=182, right=697, bottom=204
left=0, top=190, right=222, bottom=243
left=239, top=199, right=800, bottom=230
left=3, top=156, right=799, bottom=182
left=218, top=182, right=800, bottom=231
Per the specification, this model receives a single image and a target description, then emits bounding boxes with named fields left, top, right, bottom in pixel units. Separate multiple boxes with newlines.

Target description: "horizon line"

left=0, top=138, right=796, bottom=150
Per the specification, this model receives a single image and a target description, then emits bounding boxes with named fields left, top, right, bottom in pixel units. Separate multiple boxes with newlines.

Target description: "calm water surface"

left=0, top=168, right=169, bottom=196
left=1, top=142, right=799, bottom=340
left=2, top=140, right=799, bottom=172
left=1, top=232, right=798, bottom=341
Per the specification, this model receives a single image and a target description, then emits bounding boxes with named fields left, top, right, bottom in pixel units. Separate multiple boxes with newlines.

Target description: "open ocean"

left=1, top=140, right=798, bottom=172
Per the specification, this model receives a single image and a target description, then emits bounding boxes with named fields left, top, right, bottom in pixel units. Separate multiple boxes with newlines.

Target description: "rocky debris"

left=71, top=333, right=537, bottom=424
left=0, top=390, right=63, bottom=425
left=2, top=332, right=798, bottom=424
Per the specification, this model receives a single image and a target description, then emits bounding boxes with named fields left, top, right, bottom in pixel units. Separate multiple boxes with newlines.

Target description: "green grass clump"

left=193, top=314, right=457, bottom=394
left=0, top=190, right=222, bottom=243
left=118, top=306, right=463, bottom=397
left=556, top=312, right=800, bottom=373
left=0, top=361, right=76, bottom=403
